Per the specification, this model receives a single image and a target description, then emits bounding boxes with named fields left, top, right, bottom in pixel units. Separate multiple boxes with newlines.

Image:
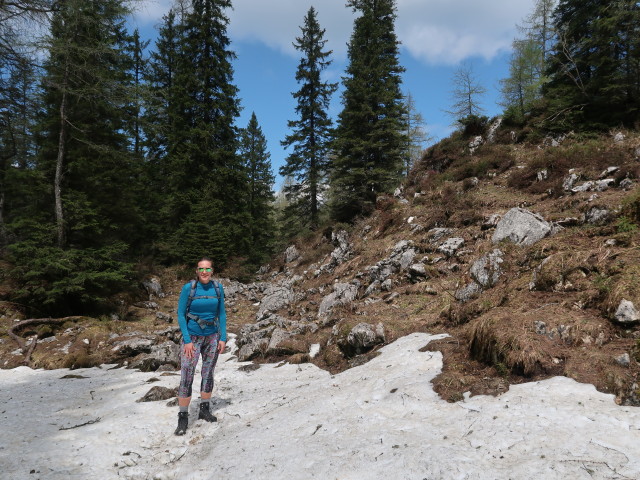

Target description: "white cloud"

left=135, top=0, right=535, bottom=65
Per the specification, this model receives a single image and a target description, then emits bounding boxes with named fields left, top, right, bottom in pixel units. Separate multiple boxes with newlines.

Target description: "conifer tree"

left=281, top=7, right=337, bottom=231
left=8, top=0, right=139, bottom=314
left=402, top=92, right=429, bottom=176
left=329, top=0, right=407, bottom=222
left=544, top=0, right=640, bottom=129
left=239, top=112, right=276, bottom=266
left=164, top=0, right=248, bottom=265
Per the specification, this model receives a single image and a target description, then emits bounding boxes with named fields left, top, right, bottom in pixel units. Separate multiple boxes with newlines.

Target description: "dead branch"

left=23, top=334, right=38, bottom=367
left=59, top=417, right=101, bottom=431
left=7, top=317, right=83, bottom=360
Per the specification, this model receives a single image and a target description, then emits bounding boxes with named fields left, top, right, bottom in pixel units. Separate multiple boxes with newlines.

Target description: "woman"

left=174, top=257, right=227, bottom=436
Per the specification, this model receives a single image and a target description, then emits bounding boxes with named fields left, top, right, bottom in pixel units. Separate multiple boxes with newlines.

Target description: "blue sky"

left=132, top=0, right=536, bottom=189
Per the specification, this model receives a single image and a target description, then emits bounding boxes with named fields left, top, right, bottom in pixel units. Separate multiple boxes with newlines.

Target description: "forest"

left=1, top=0, right=639, bottom=317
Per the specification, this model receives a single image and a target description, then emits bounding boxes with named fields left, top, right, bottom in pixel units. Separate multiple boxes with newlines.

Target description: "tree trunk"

left=54, top=59, right=69, bottom=248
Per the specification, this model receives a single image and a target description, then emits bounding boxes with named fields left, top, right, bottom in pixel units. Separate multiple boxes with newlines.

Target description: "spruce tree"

left=281, top=7, right=337, bottom=231
left=164, top=0, right=248, bottom=265
left=8, top=0, right=138, bottom=315
left=544, top=0, right=640, bottom=129
left=239, top=112, right=276, bottom=266
left=329, top=0, right=407, bottom=222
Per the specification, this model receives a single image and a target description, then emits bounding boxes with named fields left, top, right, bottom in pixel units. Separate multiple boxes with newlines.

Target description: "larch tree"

left=445, top=61, right=487, bottom=125
left=329, top=0, right=407, bottom=222
left=280, top=6, right=337, bottom=232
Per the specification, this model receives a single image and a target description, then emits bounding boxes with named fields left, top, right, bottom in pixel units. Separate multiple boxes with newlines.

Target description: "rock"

left=111, top=337, right=155, bottom=356
left=339, top=322, right=385, bottom=356
left=364, top=280, right=381, bottom=297
left=129, top=341, right=180, bottom=372
left=455, top=281, right=481, bottom=303
left=534, top=321, right=547, bottom=335
left=309, top=344, right=321, bottom=358
left=599, top=166, right=619, bottom=179
left=136, top=386, right=178, bottom=403
left=469, top=249, right=504, bottom=289
left=408, top=263, right=428, bottom=281
left=142, top=276, right=164, bottom=299
left=620, top=178, right=634, bottom=190
left=257, top=285, right=297, bottom=319
left=613, top=132, right=625, bottom=144
left=469, top=135, right=483, bottom=153
left=486, top=117, right=502, bottom=143
left=238, top=337, right=269, bottom=362
left=584, top=207, right=611, bottom=225
left=381, top=279, right=393, bottom=291
left=319, top=230, right=353, bottom=273
left=562, top=173, right=580, bottom=191
left=155, top=312, right=172, bottom=323
left=615, top=299, right=640, bottom=324
left=481, top=214, right=501, bottom=230
left=437, top=237, right=465, bottom=256
left=284, top=245, right=301, bottom=263
left=267, top=328, right=292, bottom=354
left=133, top=301, right=159, bottom=310
left=615, top=353, right=631, bottom=368
left=492, top=208, right=552, bottom=246
left=427, top=228, right=453, bottom=243
left=537, top=169, right=548, bottom=181
left=318, top=283, right=359, bottom=319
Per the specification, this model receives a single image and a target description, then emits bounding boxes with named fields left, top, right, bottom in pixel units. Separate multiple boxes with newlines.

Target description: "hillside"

left=3, top=124, right=640, bottom=405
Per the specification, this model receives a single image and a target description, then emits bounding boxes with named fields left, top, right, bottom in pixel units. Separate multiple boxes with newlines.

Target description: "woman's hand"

left=183, top=342, right=195, bottom=359
left=217, top=341, right=226, bottom=354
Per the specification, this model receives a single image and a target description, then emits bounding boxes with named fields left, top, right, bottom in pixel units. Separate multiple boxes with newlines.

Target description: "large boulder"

left=492, top=208, right=552, bottom=246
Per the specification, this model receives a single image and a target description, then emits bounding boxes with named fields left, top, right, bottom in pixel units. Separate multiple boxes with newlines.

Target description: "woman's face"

left=196, top=260, right=213, bottom=284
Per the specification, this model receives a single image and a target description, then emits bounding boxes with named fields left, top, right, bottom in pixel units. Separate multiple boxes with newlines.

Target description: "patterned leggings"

left=178, top=333, right=220, bottom=398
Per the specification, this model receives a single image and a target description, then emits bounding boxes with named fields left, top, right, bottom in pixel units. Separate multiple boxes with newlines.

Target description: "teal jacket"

left=177, top=280, right=227, bottom=343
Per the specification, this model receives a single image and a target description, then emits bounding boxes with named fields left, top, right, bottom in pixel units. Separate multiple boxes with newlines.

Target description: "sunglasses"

left=197, top=267, right=213, bottom=272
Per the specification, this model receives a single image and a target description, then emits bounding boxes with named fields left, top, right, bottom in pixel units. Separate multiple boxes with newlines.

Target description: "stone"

left=437, top=237, right=465, bottom=256
left=318, top=283, right=359, bottom=319
left=620, top=178, right=634, bottom=190
left=155, top=312, right=172, bottom=323
left=142, top=276, right=164, bottom=299
left=615, top=299, right=640, bottom=324
left=455, top=282, right=481, bottom=303
left=136, top=386, right=178, bottom=403
left=492, top=208, right=552, bottom=246
left=584, top=207, right=610, bottom=225
left=481, top=214, right=501, bottom=230
left=284, top=245, right=301, bottom=263
left=615, top=353, right=631, bottom=368
left=340, top=322, right=385, bottom=356
left=469, top=249, right=504, bottom=289
left=562, top=173, right=580, bottom=191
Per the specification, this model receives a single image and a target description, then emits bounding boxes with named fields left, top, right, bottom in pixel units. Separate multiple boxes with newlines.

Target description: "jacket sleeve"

left=218, top=283, right=227, bottom=342
left=177, top=283, right=192, bottom=344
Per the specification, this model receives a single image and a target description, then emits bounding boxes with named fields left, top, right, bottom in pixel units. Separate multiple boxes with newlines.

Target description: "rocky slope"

left=3, top=126, right=640, bottom=405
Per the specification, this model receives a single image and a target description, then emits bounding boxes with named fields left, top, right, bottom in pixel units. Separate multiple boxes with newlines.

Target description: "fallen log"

left=7, top=317, right=84, bottom=365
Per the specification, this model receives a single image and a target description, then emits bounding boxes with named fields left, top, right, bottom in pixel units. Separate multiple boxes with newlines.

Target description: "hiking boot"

left=175, top=411, right=188, bottom=435
left=198, top=402, right=217, bottom=422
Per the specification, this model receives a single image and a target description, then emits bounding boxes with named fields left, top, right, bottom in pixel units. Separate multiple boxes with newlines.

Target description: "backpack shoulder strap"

left=186, top=279, right=197, bottom=313
left=213, top=281, right=222, bottom=320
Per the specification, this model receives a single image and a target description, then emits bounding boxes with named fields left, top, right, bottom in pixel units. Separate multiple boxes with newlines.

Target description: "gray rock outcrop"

left=338, top=322, right=385, bottom=356
left=492, top=208, right=552, bottom=246
left=318, top=282, right=359, bottom=319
